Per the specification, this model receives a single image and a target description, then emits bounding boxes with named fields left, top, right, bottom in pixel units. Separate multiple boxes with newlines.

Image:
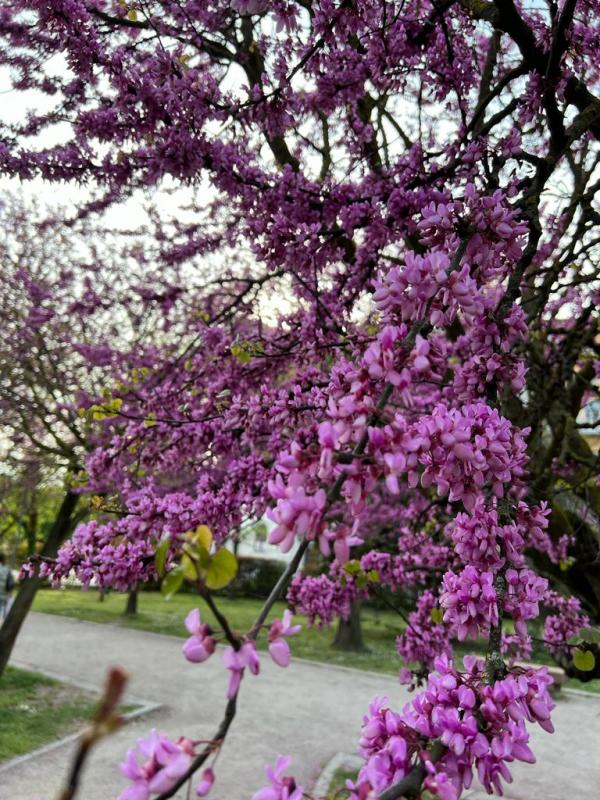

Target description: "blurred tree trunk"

left=26, top=508, right=38, bottom=557
left=124, top=587, right=138, bottom=616
left=333, top=599, right=367, bottom=652
left=0, top=491, right=79, bottom=678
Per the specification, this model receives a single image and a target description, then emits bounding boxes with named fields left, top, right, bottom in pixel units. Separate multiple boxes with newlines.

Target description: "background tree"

left=0, top=193, right=200, bottom=673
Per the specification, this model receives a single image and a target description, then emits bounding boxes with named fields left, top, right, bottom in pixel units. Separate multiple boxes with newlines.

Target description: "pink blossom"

left=182, top=608, right=216, bottom=664
left=440, top=567, right=498, bottom=640
left=252, top=755, right=303, bottom=800
left=222, top=642, right=260, bottom=699
left=268, top=610, right=301, bottom=667
left=195, top=768, right=215, bottom=797
left=118, top=730, right=194, bottom=800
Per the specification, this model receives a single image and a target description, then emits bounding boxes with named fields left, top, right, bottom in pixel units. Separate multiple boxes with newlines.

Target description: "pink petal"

left=269, top=638, right=291, bottom=667
left=184, top=608, right=201, bottom=634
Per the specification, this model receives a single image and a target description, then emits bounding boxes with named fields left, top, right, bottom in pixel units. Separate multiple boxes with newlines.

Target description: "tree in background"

left=1, top=1, right=600, bottom=799
left=0, top=193, right=201, bottom=672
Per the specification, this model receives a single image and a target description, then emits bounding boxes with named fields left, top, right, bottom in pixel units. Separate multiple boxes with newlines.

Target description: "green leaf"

left=367, top=569, right=380, bottom=583
left=161, top=565, right=185, bottom=599
left=344, top=560, right=361, bottom=576
left=230, top=341, right=252, bottom=364
left=181, top=553, right=199, bottom=581
left=154, top=535, right=170, bottom=577
left=91, top=398, right=122, bottom=420
left=573, top=648, right=596, bottom=672
left=205, top=548, right=238, bottom=590
left=431, top=607, right=444, bottom=624
left=579, top=627, right=600, bottom=644
left=188, top=525, right=213, bottom=551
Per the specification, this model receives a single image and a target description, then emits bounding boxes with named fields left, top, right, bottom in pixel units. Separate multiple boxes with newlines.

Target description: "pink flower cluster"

left=376, top=402, right=529, bottom=511
left=446, top=502, right=525, bottom=570
left=267, top=474, right=326, bottom=552
left=119, top=730, right=196, bottom=800
left=350, top=655, right=555, bottom=800
left=287, top=573, right=358, bottom=627
left=543, top=591, right=590, bottom=655
left=373, top=250, right=482, bottom=327
left=396, top=591, right=453, bottom=670
left=440, top=567, right=498, bottom=641
left=503, top=569, right=548, bottom=638
left=440, top=566, right=548, bottom=641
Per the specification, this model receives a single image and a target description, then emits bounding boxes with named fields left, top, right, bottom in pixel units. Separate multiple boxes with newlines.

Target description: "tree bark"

left=124, top=587, right=138, bottom=616
left=333, top=599, right=367, bottom=652
left=0, top=490, right=79, bottom=678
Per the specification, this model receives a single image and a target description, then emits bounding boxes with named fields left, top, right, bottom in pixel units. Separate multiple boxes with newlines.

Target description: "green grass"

left=0, top=667, right=100, bottom=762
left=32, top=588, right=600, bottom=694
left=326, top=766, right=357, bottom=799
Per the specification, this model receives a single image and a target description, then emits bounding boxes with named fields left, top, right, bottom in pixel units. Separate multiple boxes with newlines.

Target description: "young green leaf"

left=181, top=553, right=199, bottom=581
left=430, top=607, right=444, bottom=624
left=154, top=535, right=170, bottom=577
left=205, top=548, right=238, bottom=590
left=161, top=565, right=185, bottom=599
left=190, top=525, right=213, bottom=551
left=573, top=648, right=596, bottom=672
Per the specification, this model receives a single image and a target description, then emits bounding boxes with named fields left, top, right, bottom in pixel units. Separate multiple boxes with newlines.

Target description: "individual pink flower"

left=268, top=610, right=301, bottom=667
left=118, top=729, right=194, bottom=800
left=242, top=640, right=261, bottom=675
left=223, top=646, right=246, bottom=699
left=195, top=767, right=215, bottom=797
left=319, top=521, right=363, bottom=564
left=182, top=608, right=216, bottom=663
left=252, top=755, right=303, bottom=800
left=222, top=641, right=260, bottom=698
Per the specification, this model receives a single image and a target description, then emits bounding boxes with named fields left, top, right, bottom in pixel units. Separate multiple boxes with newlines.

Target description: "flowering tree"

left=0, top=193, right=202, bottom=674
left=2, top=1, right=600, bottom=799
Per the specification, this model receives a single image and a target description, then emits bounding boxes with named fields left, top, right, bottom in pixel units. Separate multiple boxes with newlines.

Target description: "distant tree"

left=0, top=194, right=194, bottom=673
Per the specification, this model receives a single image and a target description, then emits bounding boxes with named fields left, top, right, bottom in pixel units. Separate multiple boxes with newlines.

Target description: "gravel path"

left=4, top=612, right=600, bottom=799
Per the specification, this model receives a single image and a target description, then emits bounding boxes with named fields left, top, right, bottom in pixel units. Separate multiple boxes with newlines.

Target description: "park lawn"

left=33, top=588, right=405, bottom=673
left=0, top=667, right=100, bottom=762
left=33, top=589, right=600, bottom=694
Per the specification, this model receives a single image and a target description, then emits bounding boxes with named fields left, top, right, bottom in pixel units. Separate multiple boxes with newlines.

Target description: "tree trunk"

left=0, top=490, right=79, bottom=678
left=26, top=509, right=38, bottom=557
left=333, top=599, right=367, bottom=652
left=124, top=588, right=138, bottom=616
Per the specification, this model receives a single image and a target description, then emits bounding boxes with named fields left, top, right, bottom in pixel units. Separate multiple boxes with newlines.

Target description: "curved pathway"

left=4, top=613, right=600, bottom=799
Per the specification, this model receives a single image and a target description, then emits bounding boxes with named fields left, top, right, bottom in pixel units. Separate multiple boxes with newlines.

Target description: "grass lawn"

left=326, top=766, right=357, bottom=799
left=0, top=667, right=100, bottom=762
left=33, top=588, right=600, bottom=694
